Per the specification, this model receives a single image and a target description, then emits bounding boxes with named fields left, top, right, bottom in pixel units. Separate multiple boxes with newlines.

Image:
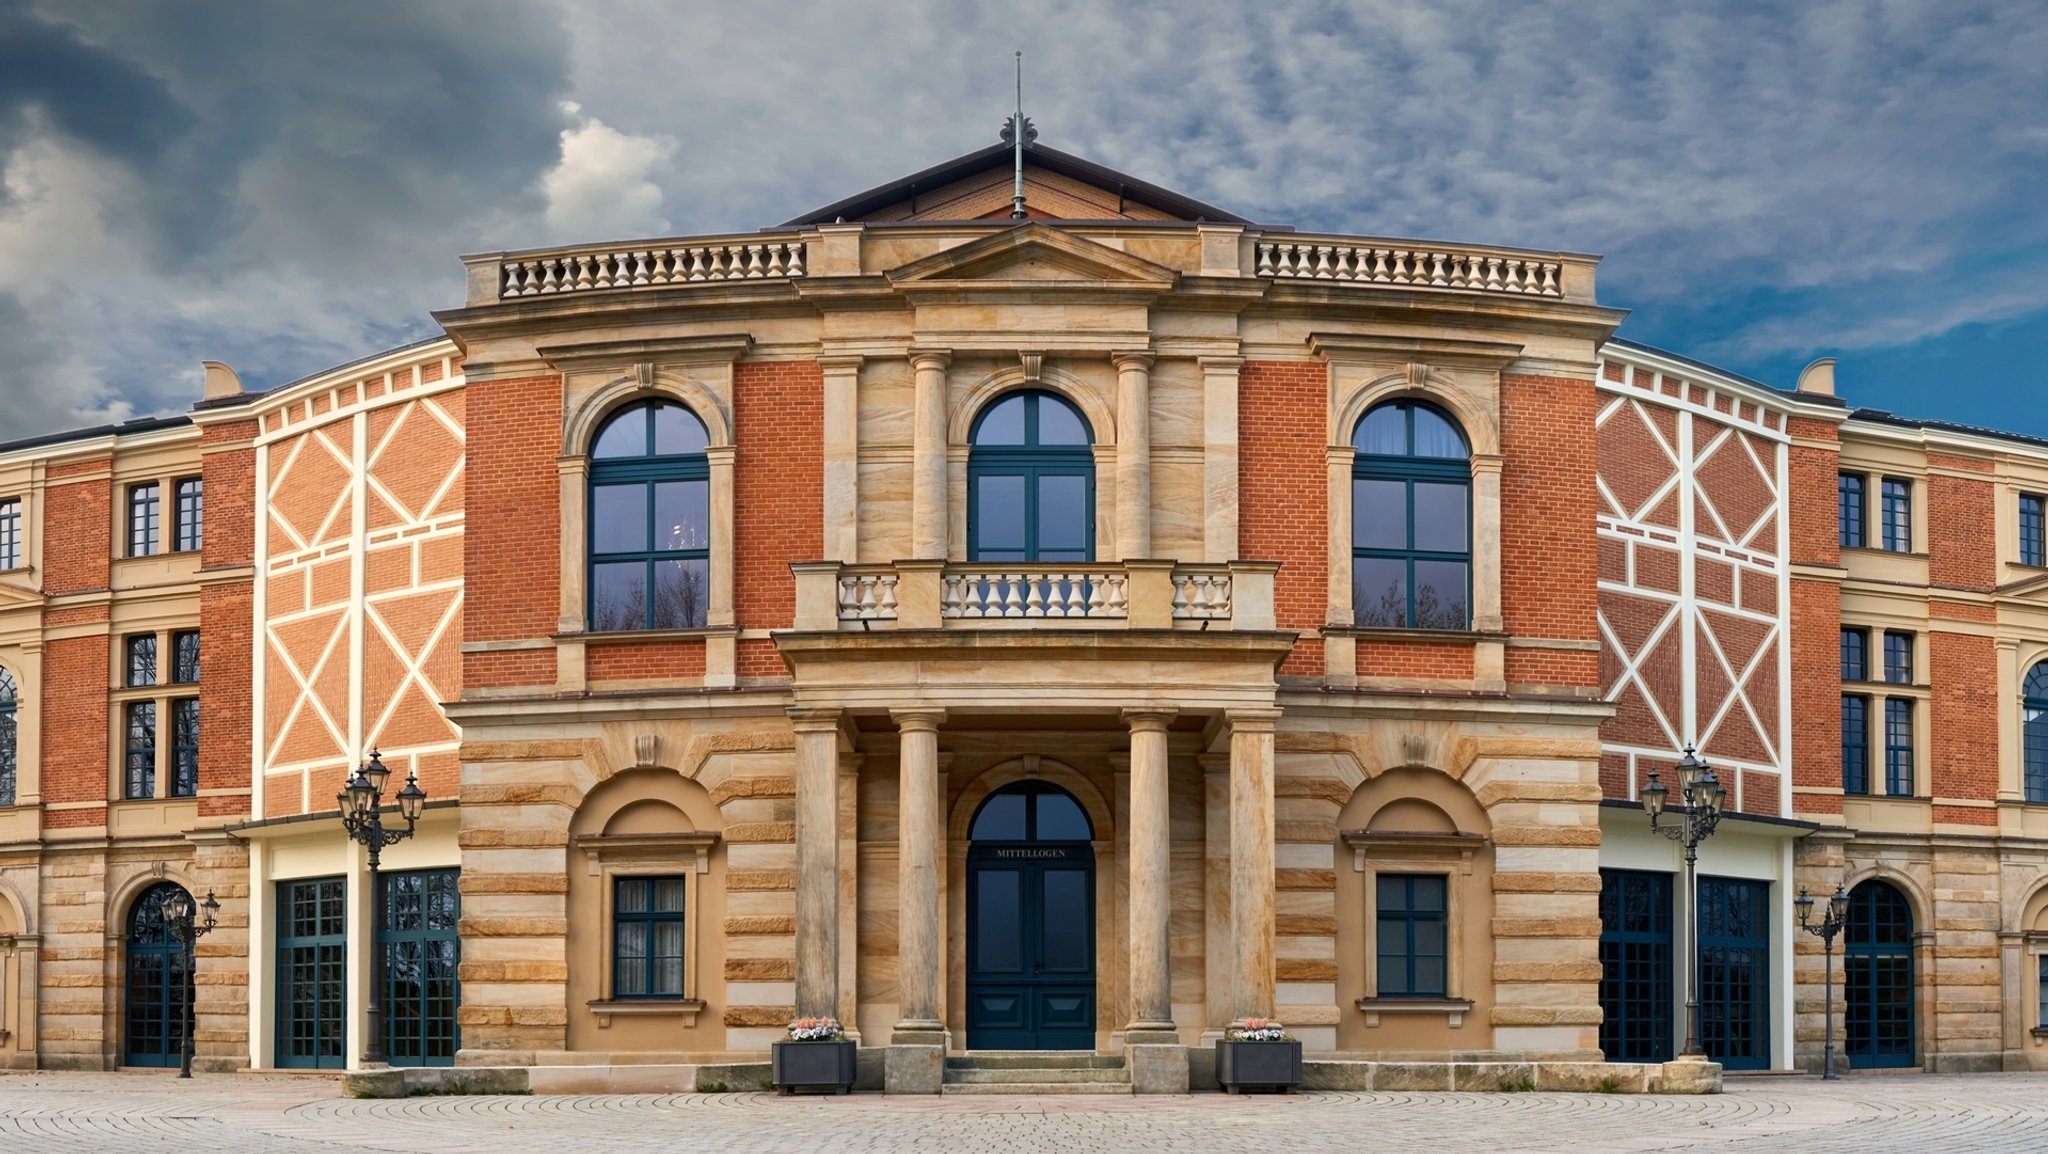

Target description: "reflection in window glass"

left=587, top=401, right=711, bottom=631
left=1034, top=791, right=1091, bottom=840
left=591, top=485, right=647, bottom=554
left=1351, top=401, right=1470, bottom=630
left=1036, top=475, right=1089, bottom=560
left=968, top=391, right=1093, bottom=563
left=975, top=871, right=1024, bottom=972
left=1352, top=479, right=1405, bottom=551
left=976, top=475, right=1027, bottom=560
left=970, top=792, right=1027, bottom=840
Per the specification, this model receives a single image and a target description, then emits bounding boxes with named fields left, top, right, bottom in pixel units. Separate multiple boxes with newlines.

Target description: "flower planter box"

left=1214, top=1039, right=1303, bottom=1093
left=772, top=1039, right=858, bottom=1094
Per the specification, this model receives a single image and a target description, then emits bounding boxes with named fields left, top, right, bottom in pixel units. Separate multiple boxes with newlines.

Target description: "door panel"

left=966, top=849, right=1095, bottom=1050
left=1698, top=876, right=1770, bottom=1071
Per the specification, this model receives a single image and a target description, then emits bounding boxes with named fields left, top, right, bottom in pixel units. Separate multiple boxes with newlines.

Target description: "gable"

left=885, top=223, right=1178, bottom=290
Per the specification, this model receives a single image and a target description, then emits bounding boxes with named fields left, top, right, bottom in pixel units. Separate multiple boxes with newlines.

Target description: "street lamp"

left=1641, top=744, right=1725, bottom=1059
left=337, top=749, right=426, bottom=1067
left=1796, top=883, right=1851, bottom=1080
left=159, top=887, right=220, bottom=1078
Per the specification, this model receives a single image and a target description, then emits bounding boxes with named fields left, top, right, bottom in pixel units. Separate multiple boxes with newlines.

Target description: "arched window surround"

left=586, top=401, right=712, bottom=633
left=556, top=357, right=739, bottom=691
left=946, top=366, right=1118, bottom=563
left=964, top=388, right=1097, bottom=564
left=1350, top=400, right=1473, bottom=632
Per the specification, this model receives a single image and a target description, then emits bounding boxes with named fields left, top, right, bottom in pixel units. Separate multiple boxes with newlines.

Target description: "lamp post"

left=160, top=887, right=219, bottom=1078
left=1796, top=883, right=1851, bottom=1080
left=337, top=749, right=427, bottom=1067
left=1640, top=744, right=1725, bottom=1059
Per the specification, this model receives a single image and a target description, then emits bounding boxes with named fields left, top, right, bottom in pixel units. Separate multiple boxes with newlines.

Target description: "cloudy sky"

left=2, top=0, right=2045, bottom=441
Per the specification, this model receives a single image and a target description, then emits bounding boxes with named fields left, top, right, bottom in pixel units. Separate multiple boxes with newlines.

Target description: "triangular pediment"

left=886, top=224, right=1178, bottom=290
left=0, top=577, right=45, bottom=612
left=2000, top=570, right=2048, bottom=599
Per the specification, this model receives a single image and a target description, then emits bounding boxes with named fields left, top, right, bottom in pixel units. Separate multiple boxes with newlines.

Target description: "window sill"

left=560, top=626, right=738, bottom=646
left=1356, top=997, right=1473, bottom=1028
left=1326, top=626, right=1503, bottom=645
left=1840, top=546, right=1927, bottom=560
left=587, top=998, right=705, bottom=1028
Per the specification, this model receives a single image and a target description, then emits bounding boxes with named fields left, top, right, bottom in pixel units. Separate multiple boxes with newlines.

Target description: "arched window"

left=588, top=400, right=711, bottom=631
left=2026, top=662, right=2048, bottom=802
left=969, top=780, right=1093, bottom=842
left=0, top=667, right=15, bottom=806
left=125, top=881, right=193, bottom=1067
left=1352, top=400, right=1471, bottom=630
left=968, top=390, right=1094, bottom=562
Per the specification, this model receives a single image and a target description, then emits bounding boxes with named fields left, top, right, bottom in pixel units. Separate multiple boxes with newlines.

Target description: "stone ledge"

left=1296, top=1058, right=1718, bottom=1094
left=343, top=1061, right=774, bottom=1098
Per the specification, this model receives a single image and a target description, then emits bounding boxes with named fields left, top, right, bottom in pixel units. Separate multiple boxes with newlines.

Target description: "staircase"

left=941, top=1052, right=1131, bottom=1095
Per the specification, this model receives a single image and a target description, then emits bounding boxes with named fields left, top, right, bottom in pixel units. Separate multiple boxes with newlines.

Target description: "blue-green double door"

left=965, top=844, right=1096, bottom=1050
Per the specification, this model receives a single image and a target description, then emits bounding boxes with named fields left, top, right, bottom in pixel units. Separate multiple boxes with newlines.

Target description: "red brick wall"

left=41, top=627, right=109, bottom=828
left=1788, top=579, right=1843, bottom=815
left=462, top=374, right=561, bottom=690
left=1355, top=639, right=1473, bottom=680
left=588, top=639, right=709, bottom=683
left=1786, top=420, right=1840, bottom=567
left=1500, top=373, right=1599, bottom=687
left=198, top=583, right=253, bottom=818
left=1928, top=455, right=1996, bottom=593
left=733, top=360, right=823, bottom=663
left=1930, top=630, right=1997, bottom=820
left=42, top=460, right=111, bottom=595
left=1238, top=361, right=1327, bottom=678
left=201, top=420, right=258, bottom=570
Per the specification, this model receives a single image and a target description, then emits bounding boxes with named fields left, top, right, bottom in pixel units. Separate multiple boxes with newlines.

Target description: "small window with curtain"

left=0, top=497, right=19, bottom=570
left=1838, top=474, right=1866, bottom=549
left=2022, top=494, right=2046, bottom=568
left=1883, top=631, right=1914, bottom=685
left=171, top=631, right=200, bottom=684
left=587, top=400, right=711, bottom=632
left=1352, top=401, right=1471, bottom=630
left=1880, top=478, right=1911, bottom=552
left=129, top=483, right=160, bottom=557
left=1841, top=628, right=1868, bottom=682
left=1884, top=699, right=1914, bottom=796
left=173, top=477, right=203, bottom=553
left=612, top=876, right=686, bottom=998
left=1842, top=695, right=1870, bottom=795
left=1375, top=873, right=1449, bottom=998
left=124, top=700, right=156, bottom=800
left=127, top=634, right=157, bottom=687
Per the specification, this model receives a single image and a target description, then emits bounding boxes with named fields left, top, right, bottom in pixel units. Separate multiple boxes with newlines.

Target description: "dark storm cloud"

left=0, top=0, right=192, bottom=170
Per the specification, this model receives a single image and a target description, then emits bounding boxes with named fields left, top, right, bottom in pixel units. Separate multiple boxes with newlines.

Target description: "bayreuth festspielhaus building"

left=1, top=131, right=2046, bottom=1092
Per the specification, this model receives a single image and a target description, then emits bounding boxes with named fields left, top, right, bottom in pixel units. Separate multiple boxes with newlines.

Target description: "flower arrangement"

left=785, top=1016, right=847, bottom=1042
left=1225, top=1017, right=1291, bottom=1042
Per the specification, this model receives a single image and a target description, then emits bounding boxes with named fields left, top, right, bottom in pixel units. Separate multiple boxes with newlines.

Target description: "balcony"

left=461, top=233, right=809, bottom=305
left=790, top=560, right=1276, bottom=633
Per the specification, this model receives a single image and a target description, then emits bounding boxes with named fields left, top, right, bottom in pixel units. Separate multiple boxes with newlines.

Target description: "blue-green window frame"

left=0, top=497, right=18, bottom=570
left=124, top=700, right=155, bottom=800
left=966, top=390, right=1095, bottom=563
left=612, top=875, right=687, bottom=999
left=587, top=401, right=711, bottom=632
left=276, top=876, right=348, bottom=1069
left=1352, top=401, right=1472, bottom=630
left=1842, top=694, right=1870, bottom=795
left=2024, top=662, right=2048, bottom=803
left=0, top=667, right=16, bottom=808
left=173, top=477, right=203, bottom=553
left=1884, top=698, right=1914, bottom=796
left=1841, top=627, right=1868, bottom=682
left=129, top=482, right=160, bottom=557
left=1880, top=477, right=1911, bottom=552
left=1838, top=474, right=1866, bottom=549
left=379, top=867, right=462, bottom=1066
left=170, top=697, right=198, bottom=798
left=2023, top=494, right=2046, bottom=568
left=1375, top=873, right=1449, bottom=998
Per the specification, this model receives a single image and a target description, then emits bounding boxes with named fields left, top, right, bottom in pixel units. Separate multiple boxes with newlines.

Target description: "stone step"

left=940, top=1081, right=1133, bottom=1095
left=946, top=1067, right=1132, bottom=1084
left=946, top=1052, right=1125, bottom=1070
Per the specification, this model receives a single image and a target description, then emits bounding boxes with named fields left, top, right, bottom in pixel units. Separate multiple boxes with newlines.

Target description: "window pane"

left=126, top=701, right=156, bottom=800
left=1412, top=560, right=1469, bottom=630
left=1411, top=407, right=1467, bottom=458
left=590, top=562, right=648, bottom=631
left=1838, top=474, right=1865, bottom=548
left=175, top=478, right=204, bottom=552
left=1378, top=953, right=1411, bottom=994
left=1413, top=954, right=1447, bottom=996
left=173, top=631, right=201, bottom=683
left=1353, top=479, right=1407, bottom=551
left=1412, top=875, right=1448, bottom=912
left=1036, top=474, right=1088, bottom=555
left=1353, top=556, right=1407, bottom=628
left=172, top=699, right=199, bottom=798
left=616, top=880, right=648, bottom=914
left=592, top=484, right=648, bottom=554
left=592, top=408, right=647, bottom=459
left=1881, top=479, right=1911, bottom=551
left=1034, top=791, right=1090, bottom=840
left=1842, top=695, right=1870, bottom=795
left=974, top=870, right=1024, bottom=972
left=1040, top=869, right=1089, bottom=971
left=128, top=635, right=157, bottom=687
left=651, top=559, right=708, bottom=629
left=651, top=404, right=708, bottom=455
left=130, top=483, right=159, bottom=556
left=653, top=480, right=708, bottom=551
left=1412, top=482, right=1468, bottom=553
left=1840, top=629, right=1867, bottom=682
left=971, top=792, right=1026, bottom=840
left=1035, top=396, right=1088, bottom=446
left=0, top=498, right=18, bottom=570
left=1884, top=633, right=1913, bottom=684
left=653, top=878, right=686, bottom=912
left=1377, top=875, right=1410, bottom=912
left=973, top=395, right=1026, bottom=445
left=2023, top=495, right=2046, bottom=567
left=1354, top=406, right=1405, bottom=455
left=1885, top=699, right=1914, bottom=796
left=975, top=474, right=1027, bottom=555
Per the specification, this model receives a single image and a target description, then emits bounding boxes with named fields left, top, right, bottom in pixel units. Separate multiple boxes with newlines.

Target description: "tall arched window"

left=588, top=400, right=711, bottom=631
left=1352, top=400, right=1471, bottom=630
left=968, top=390, right=1094, bottom=562
left=125, top=881, right=192, bottom=1067
left=0, top=667, right=15, bottom=806
left=2026, top=661, right=2048, bottom=802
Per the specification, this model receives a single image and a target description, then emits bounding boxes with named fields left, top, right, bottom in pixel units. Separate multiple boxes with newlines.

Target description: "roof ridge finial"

left=1006, top=50, right=1033, bottom=221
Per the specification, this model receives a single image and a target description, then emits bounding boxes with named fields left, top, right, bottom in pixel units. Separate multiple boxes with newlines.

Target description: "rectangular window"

left=129, top=483, right=160, bottom=557
left=1375, top=873, right=1449, bottom=998
left=1838, top=474, right=1866, bottom=549
left=170, top=698, right=198, bottom=798
left=1842, top=695, right=1870, bottom=795
left=1880, top=478, right=1911, bottom=552
left=2039, top=955, right=2048, bottom=1035
left=1883, top=631, right=1914, bottom=685
left=126, top=634, right=157, bottom=687
left=0, top=497, right=19, bottom=570
left=173, top=477, right=203, bottom=553
left=1885, top=698, right=1914, bottom=796
left=2023, top=494, right=2046, bottom=568
left=612, top=876, right=686, bottom=998
left=277, top=877, right=347, bottom=1069
left=1841, top=628, right=1868, bottom=682
left=124, top=700, right=156, bottom=800
left=171, top=630, right=200, bottom=684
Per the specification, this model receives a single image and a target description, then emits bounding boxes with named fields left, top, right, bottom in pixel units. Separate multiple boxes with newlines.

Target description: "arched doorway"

left=1844, top=879, right=1915, bottom=1068
left=124, top=882, right=191, bottom=1067
left=965, top=781, right=1095, bottom=1050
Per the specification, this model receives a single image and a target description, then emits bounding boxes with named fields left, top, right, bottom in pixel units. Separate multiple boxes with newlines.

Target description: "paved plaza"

left=0, top=1071, right=2044, bottom=1152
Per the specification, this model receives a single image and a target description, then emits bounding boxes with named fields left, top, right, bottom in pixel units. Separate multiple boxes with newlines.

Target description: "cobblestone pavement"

left=1, top=1071, right=2046, bottom=1153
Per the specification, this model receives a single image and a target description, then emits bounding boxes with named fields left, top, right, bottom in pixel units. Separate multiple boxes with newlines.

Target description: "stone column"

left=891, top=708, right=947, bottom=1043
left=1114, top=352, right=1155, bottom=559
left=820, top=355, right=863, bottom=563
left=1471, top=454, right=1504, bottom=633
left=910, top=350, right=952, bottom=560
left=790, top=707, right=843, bottom=1021
left=1229, top=709, right=1280, bottom=1023
left=1122, top=707, right=1178, bottom=1042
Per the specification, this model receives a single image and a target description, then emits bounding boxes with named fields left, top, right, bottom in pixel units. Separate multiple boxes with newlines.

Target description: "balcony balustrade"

left=791, top=560, right=1276, bottom=633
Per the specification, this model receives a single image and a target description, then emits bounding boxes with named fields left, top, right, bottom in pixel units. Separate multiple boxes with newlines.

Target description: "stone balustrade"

left=793, top=560, right=1276, bottom=633
left=482, top=236, right=808, bottom=300
left=1256, top=238, right=1563, bottom=298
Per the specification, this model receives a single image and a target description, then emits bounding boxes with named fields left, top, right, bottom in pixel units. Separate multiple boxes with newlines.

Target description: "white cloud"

left=540, top=102, right=675, bottom=244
